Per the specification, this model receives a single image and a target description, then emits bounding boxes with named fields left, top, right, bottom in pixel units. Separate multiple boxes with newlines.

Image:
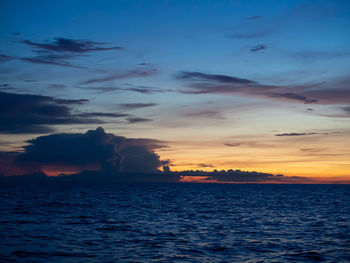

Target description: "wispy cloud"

left=22, top=38, right=123, bottom=53
left=1, top=38, right=123, bottom=69
left=177, top=71, right=254, bottom=84
left=250, top=44, right=267, bottom=52
left=81, top=66, right=158, bottom=84
left=177, top=71, right=319, bottom=104
left=76, top=112, right=129, bottom=118
left=275, top=132, right=328, bottom=137
left=184, top=110, right=225, bottom=119
left=20, top=54, right=86, bottom=68
left=126, top=117, right=153, bottom=124
left=120, top=103, right=157, bottom=110
left=224, top=143, right=241, bottom=147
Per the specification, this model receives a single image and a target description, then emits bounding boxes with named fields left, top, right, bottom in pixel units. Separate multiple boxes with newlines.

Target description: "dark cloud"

left=0, top=91, right=126, bottom=134
left=124, top=85, right=169, bottom=94
left=81, top=65, right=158, bottom=85
left=126, top=117, right=153, bottom=124
left=0, top=54, right=15, bottom=62
left=177, top=71, right=319, bottom=104
left=250, top=44, right=267, bottom=52
left=19, top=54, right=86, bottom=69
left=0, top=127, right=179, bottom=182
left=173, top=169, right=313, bottom=183
left=269, top=92, right=318, bottom=104
left=224, top=143, right=241, bottom=147
left=0, top=53, right=85, bottom=68
left=275, top=132, right=325, bottom=137
left=49, top=84, right=67, bottom=89
left=22, top=38, right=123, bottom=53
left=303, top=88, right=350, bottom=105
left=120, top=103, right=157, bottom=109
left=212, top=170, right=280, bottom=182
left=3, top=38, right=122, bottom=69
left=177, top=71, right=254, bottom=84
left=0, top=84, right=14, bottom=91
left=76, top=112, right=129, bottom=118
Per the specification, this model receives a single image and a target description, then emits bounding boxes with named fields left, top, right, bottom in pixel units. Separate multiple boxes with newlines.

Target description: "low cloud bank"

left=0, top=127, right=179, bottom=183
left=0, top=128, right=326, bottom=184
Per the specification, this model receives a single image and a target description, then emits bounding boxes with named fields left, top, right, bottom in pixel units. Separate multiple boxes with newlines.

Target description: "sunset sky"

left=1, top=0, right=350, bottom=182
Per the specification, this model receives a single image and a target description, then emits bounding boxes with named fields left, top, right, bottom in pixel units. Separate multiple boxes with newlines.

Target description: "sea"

left=0, top=183, right=349, bottom=262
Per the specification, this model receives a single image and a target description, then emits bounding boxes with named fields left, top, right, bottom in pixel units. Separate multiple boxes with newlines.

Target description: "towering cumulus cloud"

left=2, top=127, right=178, bottom=182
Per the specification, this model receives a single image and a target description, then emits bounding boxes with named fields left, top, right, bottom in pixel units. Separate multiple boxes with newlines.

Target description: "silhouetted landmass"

left=165, top=169, right=306, bottom=183
left=0, top=168, right=314, bottom=184
left=0, top=171, right=179, bottom=183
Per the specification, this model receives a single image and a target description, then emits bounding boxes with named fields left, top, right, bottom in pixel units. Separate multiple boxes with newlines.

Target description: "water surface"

left=1, top=183, right=349, bottom=262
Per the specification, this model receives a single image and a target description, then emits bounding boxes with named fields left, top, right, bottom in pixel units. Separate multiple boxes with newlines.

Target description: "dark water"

left=0, top=183, right=349, bottom=262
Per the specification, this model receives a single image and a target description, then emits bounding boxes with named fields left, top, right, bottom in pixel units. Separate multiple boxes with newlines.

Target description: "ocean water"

left=0, top=183, right=349, bottom=262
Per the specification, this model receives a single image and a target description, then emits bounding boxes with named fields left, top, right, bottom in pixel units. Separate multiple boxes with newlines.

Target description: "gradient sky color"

left=1, top=0, right=350, bottom=181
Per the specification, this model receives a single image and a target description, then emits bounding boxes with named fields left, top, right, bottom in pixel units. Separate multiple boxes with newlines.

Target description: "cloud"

left=177, top=71, right=254, bottom=84
left=2, top=38, right=123, bottom=68
left=224, top=141, right=273, bottom=148
left=80, top=85, right=168, bottom=95
left=81, top=87, right=123, bottom=93
left=174, top=169, right=315, bottom=183
left=211, top=170, right=281, bottom=182
left=224, top=143, right=241, bottom=147
left=291, top=77, right=350, bottom=105
left=81, top=65, right=158, bottom=84
left=177, top=71, right=320, bottom=104
left=0, top=127, right=179, bottom=182
left=76, top=112, right=129, bottom=118
left=49, top=84, right=67, bottom=89
left=126, top=117, right=153, bottom=124
left=0, top=54, right=15, bottom=62
left=269, top=92, right=318, bottom=104
left=0, top=91, right=127, bottom=134
left=0, top=84, right=15, bottom=91
left=0, top=52, right=85, bottom=68
left=120, top=103, right=157, bottom=109
left=198, top=163, right=214, bottom=168
left=184, top=110, right=225, bottom=119
left=124, top=85, right=169, bottom=94
left=275, top=132, right=326, bottom=136
left=250, top=44, right=267, bottom=52
left=22, top=38, right=123, bottom=53
left=19, top=54, right=86, bottom=69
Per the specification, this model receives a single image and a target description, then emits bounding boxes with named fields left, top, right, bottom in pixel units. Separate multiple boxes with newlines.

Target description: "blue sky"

left=0, top=0, right=350, bottom=179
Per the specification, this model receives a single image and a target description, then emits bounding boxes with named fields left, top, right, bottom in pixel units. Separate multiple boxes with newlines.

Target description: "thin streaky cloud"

left=22, top=38, right=123, bottom=53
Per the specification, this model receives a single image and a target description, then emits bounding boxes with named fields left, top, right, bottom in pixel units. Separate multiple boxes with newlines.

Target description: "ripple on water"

left=0, top=183, right=349, bottom=262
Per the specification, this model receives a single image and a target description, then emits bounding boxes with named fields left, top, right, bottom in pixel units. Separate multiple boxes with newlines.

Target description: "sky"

left=0, top=0, right=350, bottom=183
